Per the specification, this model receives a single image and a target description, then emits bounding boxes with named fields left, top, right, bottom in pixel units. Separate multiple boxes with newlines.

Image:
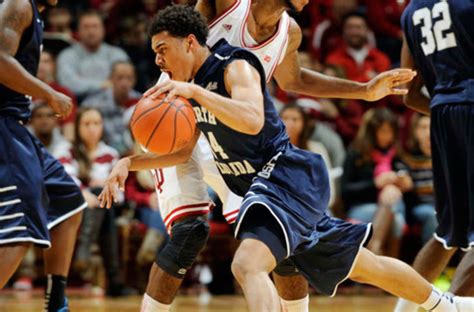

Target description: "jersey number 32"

left=412, top=1, right=457, bottom=56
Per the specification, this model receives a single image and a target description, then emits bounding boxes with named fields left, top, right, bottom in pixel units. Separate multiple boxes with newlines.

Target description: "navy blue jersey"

left=401, top=0, right=474, bottom=107
left=191, top=39, right=290, bottom=196
left=0, top=0, right=43, bottom=121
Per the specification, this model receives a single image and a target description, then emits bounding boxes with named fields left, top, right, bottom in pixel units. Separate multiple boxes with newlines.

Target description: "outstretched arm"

left=400, top=35, right=430, bottom=115
left=273, top=19, right=416, bottom=102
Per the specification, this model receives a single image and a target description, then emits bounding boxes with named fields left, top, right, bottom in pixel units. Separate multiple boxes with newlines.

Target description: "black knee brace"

left=155, top=216, right=210, bottom=278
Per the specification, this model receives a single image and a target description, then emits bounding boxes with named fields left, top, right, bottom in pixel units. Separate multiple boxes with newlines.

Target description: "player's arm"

left=400, top=35, right=430, bottom=115
left=98, top=128, right=201, bottom=209
left=273, top=19, right=416, bottom=101
left=0, top=1, right=54, bottom=103
left=148, top=60, right=264, bottom=135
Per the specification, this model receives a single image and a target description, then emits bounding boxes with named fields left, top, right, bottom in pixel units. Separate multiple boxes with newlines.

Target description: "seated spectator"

left=45, top=6, right=74, bottom=40
left=280, top=103, right=336, bottom=208
left=35, top=50, right=77, bottom=141
left=56, top=107, right=133, bottom=297
left=365, top=0, right=409, bottom=64
left=82, top=61, right=141, bottom=156
left=402, top=113, right=437, bottom=244
left=326, top=11, right=391, bottom=83
left=342, top=108, right=412, bottom=257
left=57, top=10, right=129, bottom=99
left=28, top=104, right=69, bottom=153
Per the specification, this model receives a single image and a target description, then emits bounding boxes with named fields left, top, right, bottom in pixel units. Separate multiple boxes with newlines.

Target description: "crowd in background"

left=8, top=0, right=441, bottom=297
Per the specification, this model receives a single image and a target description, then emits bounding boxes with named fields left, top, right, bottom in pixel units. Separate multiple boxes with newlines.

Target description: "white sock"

left=280, top=295, right=309, bottom=312
left=454, top=296, right=474, bottom=311
left=394, top=298, right=419, bottom=312
left=420, top=286, right=456, bottom=312
left=141, top=293, right=171, bottom=312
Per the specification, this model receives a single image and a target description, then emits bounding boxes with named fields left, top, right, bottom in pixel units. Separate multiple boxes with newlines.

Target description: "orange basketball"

left=130, top=94, right=195, bottom=155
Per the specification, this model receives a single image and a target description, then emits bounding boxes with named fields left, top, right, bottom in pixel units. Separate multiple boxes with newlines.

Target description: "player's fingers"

left=118, top=175, right=126, bottom=192
left=390, top=88, right=409, bottom=95
left=144, top=85, right=160, bottom=97
left=152, top=85, right=172, bottom=100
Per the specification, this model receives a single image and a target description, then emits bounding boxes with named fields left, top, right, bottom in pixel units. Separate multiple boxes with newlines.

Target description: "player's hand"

left=365, top=69, right=417, bottom=102
left=46, top=90, right=73, bottom=119
left=98, top=158, right=131, bottom=209
left=144, top=80, right=197, bottom=101
left=82, top=190, right=100, bottom=209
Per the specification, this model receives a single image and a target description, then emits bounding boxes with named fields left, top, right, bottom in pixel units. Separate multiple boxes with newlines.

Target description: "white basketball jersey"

left=207, top=0, right=290, bottom=82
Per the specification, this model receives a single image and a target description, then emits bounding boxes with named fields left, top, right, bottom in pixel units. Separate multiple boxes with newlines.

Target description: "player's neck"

left=252, top=0, right=286, bottom=29
left=190, top=46, right=212, bottom=81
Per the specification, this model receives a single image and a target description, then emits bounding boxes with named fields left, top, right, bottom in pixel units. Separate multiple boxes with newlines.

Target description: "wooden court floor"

left=0, top=292, right=398, bottom=311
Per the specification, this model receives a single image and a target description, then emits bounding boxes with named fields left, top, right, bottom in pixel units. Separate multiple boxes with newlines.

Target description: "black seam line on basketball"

left=168, top=105, right=179, bottom=154
left=178, top=105, right=194, bottom=131
left=131, top=98, right=166, bottom=128
left=144, top=97, right=178, bottom=148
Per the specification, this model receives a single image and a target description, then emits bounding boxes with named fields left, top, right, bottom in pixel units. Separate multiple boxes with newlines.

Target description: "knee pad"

left=156, top=216, right=210, bottom=278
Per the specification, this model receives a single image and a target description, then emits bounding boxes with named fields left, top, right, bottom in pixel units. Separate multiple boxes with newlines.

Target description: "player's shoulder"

left=0, top=0, right=34, bottom=30
left=286, top=17, right=303, bottom=50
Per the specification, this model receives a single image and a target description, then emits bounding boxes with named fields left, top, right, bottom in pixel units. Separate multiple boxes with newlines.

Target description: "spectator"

left=402, top=113, right=437, bottom=244
left=57, top=107, right=133, bottom=297
left=280, top=104, right=336, bottom=208
left=57, top=10, right=129, bottom=99
left=35, top=50, right=77, bottom=141
left=29, top=104, right=69, bottom=153
left=82, top=61, right=141, bottom=156
left=45, top=6, right=74, bottom=40
left=342, top=108, right=412, bottom=257
left=365, top=0, right=409, bottom=64
left=326, top=11, right=391, bottom=83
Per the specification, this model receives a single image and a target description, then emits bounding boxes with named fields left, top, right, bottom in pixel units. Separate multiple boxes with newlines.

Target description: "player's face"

left=415, top=116, right=431, bottom=156
left=375, top=122, right=395, bottom=150
left=79, top=110, right=103, bottom=147
left=30, top=106, right=57, bottom=136
left=343, top=16, right=368, bottom=49
left=151, top=32, right=195, bottom=82
left=281, top=108, right=304, bottom=142
left=284, top=0, right=308, bottom=13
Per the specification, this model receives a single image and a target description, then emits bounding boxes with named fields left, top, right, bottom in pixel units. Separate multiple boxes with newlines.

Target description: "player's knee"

left=156, top=216, right=209, bottom=278
left=231, top=248, right=262, bottom=282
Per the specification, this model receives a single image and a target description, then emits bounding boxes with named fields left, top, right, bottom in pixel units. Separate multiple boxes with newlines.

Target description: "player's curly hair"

left=148, top=5, right=208, bottom=46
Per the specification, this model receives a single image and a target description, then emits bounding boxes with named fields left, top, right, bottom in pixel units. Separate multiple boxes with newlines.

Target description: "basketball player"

left=0, top=1, right=86, bottom=310
left=100, top=5, right=474, bottom=312
left=395, top=1, right=474, bottom=311
left=104, top=1, right=415, bottom=311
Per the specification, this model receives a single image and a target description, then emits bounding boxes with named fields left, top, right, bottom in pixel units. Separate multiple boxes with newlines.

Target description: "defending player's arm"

left=98, top=128, right=201, bottom=209
left=273, top=19, right=416, bottom=102
left=400, top=35, right=430, bottom=116
left=148, top=60, right=265, bottom=135
left=0, top=0, right=72, bottom=118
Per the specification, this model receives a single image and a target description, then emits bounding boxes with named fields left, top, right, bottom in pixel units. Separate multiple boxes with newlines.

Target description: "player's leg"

left=272, top=272, right=309, bottom=312
left=449, top=250, right=474, bottom=295
left=42, top=146, right=86, bottom=311
left=349, top=248, right=474, bottom=311
left=0, top=243, right=31, bottom=288
left=232, top=238, right=280, bottom=312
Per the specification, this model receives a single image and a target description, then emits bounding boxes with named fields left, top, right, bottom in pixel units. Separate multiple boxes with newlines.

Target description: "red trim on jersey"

left=208, top=0, right=242, bottom=29
left=165, top=210, right=210, bottom=230
left=227, top=216, right=237, bottom=224
left=163, top=202, right=212, bottom=224
left=153, top=169, right=164, bottom=193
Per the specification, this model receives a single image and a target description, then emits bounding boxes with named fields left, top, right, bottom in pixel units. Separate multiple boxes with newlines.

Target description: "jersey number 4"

left=413, top=1, right=457, bottom=56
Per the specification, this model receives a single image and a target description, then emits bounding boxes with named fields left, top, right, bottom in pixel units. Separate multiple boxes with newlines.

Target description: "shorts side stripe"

left=0, top=199, right=21, bottom=207
left=0, top=212, right=24, bottom=221
left=0, top=186, right=17, bottom=193
left=47, top=202, right=87, bottom=230
left=0, top=237, right=51, bottom=248
left=0, top=226, right=27, bottom=234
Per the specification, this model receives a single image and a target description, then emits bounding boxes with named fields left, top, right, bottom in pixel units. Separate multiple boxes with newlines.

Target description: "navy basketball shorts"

left=234, top=147, right=372, bottom=296
left=0, top=116, right=86, bottom=248
left=431, top=104, right=474, bottom=250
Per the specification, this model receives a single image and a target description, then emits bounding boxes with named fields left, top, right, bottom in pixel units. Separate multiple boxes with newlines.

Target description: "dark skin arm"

left=400, top=35, right=430, bottom=115
left=273, top=19, right=417, bottom=101
left=0, top=0, right=72, bottom=118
